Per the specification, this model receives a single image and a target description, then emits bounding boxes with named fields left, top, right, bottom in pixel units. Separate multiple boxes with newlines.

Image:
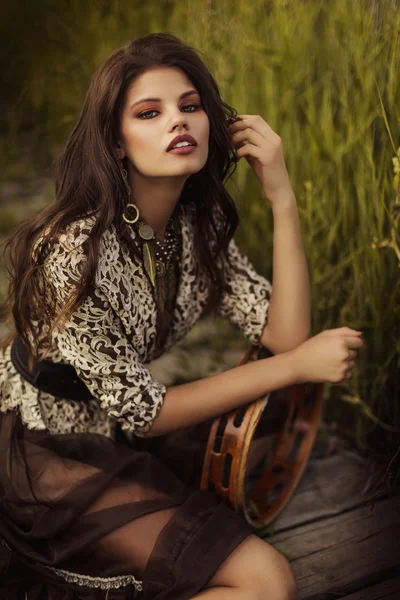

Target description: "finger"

left=231, top=127, right=265, bottom=149
left=231, top=115, right=273, bottom=137
left=235, top=115, right=276, bottom=135
left=338, top=327, right=363, bottom=336
left=235, top=143, right=263, bottom=160
left=325, top=327, right=362, bottom=336
left=346, top=338, right=364, bottom=349
left=343, top=354, right=355, bottom=367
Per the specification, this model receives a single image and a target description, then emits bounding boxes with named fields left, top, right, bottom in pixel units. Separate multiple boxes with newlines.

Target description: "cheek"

left=126, top=129, right=155, bottom=153
left=122, top=119, right=157, bottom=155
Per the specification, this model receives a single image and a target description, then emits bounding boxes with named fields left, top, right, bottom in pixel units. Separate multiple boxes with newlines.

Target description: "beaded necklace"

left=123, top=203, right=181, bottom=288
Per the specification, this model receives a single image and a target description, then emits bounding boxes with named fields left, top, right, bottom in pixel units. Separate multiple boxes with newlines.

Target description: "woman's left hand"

left=230, top=114, right=294, bottom=206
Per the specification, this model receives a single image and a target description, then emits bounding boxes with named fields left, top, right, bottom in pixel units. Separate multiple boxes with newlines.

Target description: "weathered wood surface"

left=270, top=444, right=378, bottom=533
left=259, top=437, right=400, bottom=598
left=339, top=575, right=400, bottom=599
left=266, top=495, right=400, bottom=600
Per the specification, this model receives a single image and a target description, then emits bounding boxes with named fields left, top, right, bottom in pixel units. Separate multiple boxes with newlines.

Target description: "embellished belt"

left=10, top=335, right=94, bottom=401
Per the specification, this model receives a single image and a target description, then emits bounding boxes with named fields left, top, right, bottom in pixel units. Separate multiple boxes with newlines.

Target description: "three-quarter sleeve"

left=42, top=224, right=166, bottom=437
left=217, top=237, right=272, bottom=347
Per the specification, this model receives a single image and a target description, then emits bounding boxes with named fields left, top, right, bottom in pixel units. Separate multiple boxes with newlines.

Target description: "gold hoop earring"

left=123, top=203, right=140, bottom=224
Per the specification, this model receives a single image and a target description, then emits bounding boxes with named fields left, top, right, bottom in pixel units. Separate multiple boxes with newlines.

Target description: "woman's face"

left=118, top=66, right=210, bottom=181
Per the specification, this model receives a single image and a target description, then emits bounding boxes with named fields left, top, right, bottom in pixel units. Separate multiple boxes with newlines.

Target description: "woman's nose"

left=171, top=113, right=188, bottom=129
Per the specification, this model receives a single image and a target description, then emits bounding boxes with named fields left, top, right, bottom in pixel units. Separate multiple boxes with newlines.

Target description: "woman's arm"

left=144, top=350, right=297, bottom=437
left=260, top=189, right=311, bottom=354
left=147, top=189, right=311, bottom=438
left=228, top=115, right=311, bottom=354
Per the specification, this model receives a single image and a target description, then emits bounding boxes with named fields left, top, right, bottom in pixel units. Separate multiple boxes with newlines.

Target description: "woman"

left=0, top=32, right=363, bottom=599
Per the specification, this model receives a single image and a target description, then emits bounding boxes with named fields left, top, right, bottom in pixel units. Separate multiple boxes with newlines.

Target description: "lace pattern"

left=0, top=535, right=12, bottom=551
left=0, top=203, right=272, bottom=437
left=42, top=565, right=143, bottom=591
left=217, top=236, right=272, bottom=346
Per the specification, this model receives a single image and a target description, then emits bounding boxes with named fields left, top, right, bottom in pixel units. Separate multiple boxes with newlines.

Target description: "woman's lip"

left=167, top=145, right=197, bottom=155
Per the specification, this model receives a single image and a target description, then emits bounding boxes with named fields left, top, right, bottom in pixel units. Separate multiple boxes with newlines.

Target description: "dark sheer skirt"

left=0, top=409, right=253, bottom=600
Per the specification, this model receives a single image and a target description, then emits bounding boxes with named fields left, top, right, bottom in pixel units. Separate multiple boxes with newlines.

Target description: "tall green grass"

left=1, top=0, right=399, bottom=480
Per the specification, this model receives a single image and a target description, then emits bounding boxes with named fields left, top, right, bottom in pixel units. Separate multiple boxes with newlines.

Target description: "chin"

left=167, top=163, right=205, bottom=177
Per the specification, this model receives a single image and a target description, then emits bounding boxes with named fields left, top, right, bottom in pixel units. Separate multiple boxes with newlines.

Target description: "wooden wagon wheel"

left=200, top=344, right=324, bottom=531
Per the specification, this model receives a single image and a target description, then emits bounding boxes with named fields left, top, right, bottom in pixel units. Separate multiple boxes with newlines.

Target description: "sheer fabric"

left=0, top=409, right=252, bottom=600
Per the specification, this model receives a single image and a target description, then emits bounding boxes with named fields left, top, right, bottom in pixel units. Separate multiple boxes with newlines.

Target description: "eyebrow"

left=130, top=89, right=200, bottom=109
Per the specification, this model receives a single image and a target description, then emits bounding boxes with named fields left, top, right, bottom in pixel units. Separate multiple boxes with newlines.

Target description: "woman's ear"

left=116, top=142, right=125, bottom=160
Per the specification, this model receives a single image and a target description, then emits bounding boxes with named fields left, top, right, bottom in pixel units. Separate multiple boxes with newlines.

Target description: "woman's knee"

left=205, top=534, right=298, bottom=600
left=243, top=536, right=297, bottom=600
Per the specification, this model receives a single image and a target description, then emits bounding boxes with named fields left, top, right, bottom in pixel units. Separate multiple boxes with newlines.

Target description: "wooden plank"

left=271, top=447, right=378, bottom=533
left=265, top=495, right=400, bottom=600
left=339, top=575, right=400, bottom=599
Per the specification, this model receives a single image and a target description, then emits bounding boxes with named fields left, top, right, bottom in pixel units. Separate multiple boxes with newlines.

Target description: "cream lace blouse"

left=0, top=203, right=272, bottom=438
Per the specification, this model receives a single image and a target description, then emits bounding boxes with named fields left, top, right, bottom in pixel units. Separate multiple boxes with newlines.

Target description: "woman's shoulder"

left=57, top=214, right=98, bottom=253
left=32, top=214, right=97, bottom=261
left=34, top=214, right=120, bottom=289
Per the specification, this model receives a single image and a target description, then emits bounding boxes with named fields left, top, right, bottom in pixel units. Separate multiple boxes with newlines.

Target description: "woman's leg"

left=191, top=534, right=298, bottom=600
left=83, top=490, right=298, bottom=600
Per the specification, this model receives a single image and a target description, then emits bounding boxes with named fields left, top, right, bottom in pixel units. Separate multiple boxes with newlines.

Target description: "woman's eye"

left=138, top=104, right=200, bottom=119
left=182, top=104, right=200, bottom=112
left=138, top=110, right=158, bottom=119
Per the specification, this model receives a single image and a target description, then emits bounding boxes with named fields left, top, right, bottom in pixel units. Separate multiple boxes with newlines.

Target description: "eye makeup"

left=137, top=103, right=202, bottom=119
left=130, top=90, right=200, bottom=110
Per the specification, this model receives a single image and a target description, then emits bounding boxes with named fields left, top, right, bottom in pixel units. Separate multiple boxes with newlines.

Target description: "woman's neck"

left=127, top=171, right=187, bottom=243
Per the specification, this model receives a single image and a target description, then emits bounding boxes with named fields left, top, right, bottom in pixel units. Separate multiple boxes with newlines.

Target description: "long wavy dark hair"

left=0, top=32, right=241, bottom=368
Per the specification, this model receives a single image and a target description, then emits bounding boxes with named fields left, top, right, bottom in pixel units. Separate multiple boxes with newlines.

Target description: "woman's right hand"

left=289, top=327, right=364, bottom=384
